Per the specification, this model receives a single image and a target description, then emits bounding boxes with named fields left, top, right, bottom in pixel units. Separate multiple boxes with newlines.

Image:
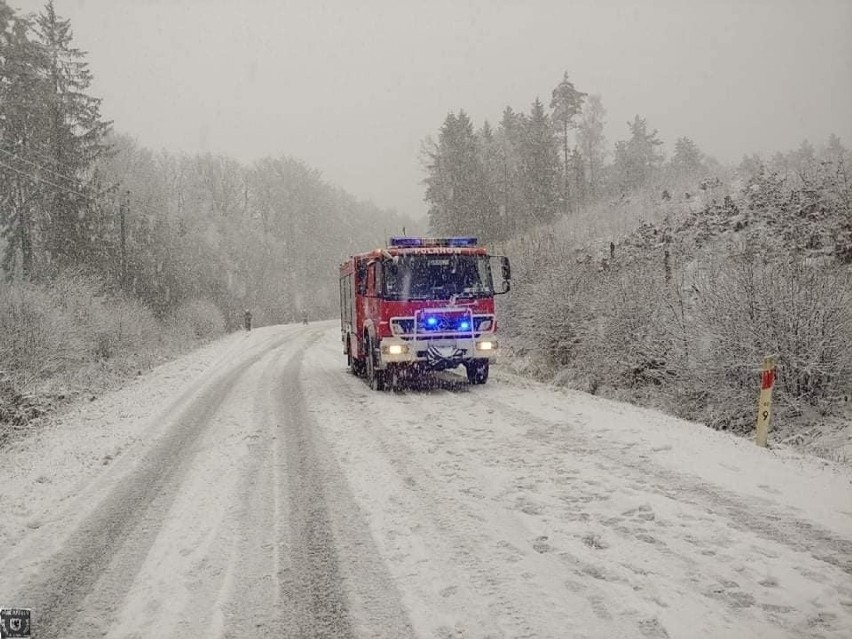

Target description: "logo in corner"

left=0, top=608, right=31, bottom=638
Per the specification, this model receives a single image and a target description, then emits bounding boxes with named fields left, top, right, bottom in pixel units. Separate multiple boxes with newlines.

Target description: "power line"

left=0, top=157, right=93, bottom=200
left=0, top=157, right=125, bottom=208
left=0, top=139, right=93, bottom=177
left=0, top=146, right=81, bottom=187
left=0, top=155, right=191, bottom=222
left=0, top=146, right=131, bottom=203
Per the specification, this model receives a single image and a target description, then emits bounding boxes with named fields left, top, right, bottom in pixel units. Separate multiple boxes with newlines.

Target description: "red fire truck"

left=339, top=237, right=511, bottom=390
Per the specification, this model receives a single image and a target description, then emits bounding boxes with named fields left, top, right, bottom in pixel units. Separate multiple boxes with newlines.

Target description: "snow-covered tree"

left=670, top=136, right=704, bottom=180
left=550, top=72, right=586, bottom=214
left=423, top=110, right=487, bottom=237
left=33, top=0, right=112, bottom=272
left=518, top=98, right=560, bottom=228
left=0, top=4, right=50, bottom=278
left=576, top=94, right=607, bottom=199
left=612, top=116, right=664, bottom=193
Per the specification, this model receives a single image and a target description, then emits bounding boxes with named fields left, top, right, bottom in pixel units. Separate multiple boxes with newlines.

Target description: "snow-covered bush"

left=46, top=273, right=157, bottom=362
left=0, top=274, right=185, bottom=409
left=694, top=250, right=852, bottom=426
left=501, top=158, right=851, bottom=441
left=582, top=267, right=676, bottom=390
left=170, top=299, right=225, bottom=340
left=39, top=272, right=162, bottom=367
left=0, top=281, right=72, bottom=386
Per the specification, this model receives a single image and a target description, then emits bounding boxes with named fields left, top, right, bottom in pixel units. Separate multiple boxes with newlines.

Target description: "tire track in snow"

left=311, top=360, right=584, bottom=638
left=275, top=335, right=416, bottom=638
left=179, top=340, right=300, bottom=637
left=10, top=333, right=292, bottom=638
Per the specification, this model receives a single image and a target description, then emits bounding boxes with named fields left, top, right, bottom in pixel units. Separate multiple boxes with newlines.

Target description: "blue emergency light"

left=389, top=237, right=425, bottom=247
left=389, top=236, right=478, bottom=248
left=419, top=315, right=473, bottom=332
left=447, top=237, right=478, bottom=247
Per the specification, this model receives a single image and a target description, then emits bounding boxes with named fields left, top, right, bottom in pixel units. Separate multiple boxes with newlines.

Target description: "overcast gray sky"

left=11, top=0, right=852, bottom=217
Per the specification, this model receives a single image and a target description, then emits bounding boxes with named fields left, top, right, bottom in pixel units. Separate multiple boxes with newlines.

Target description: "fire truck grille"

left=418, top=313, right=469, bottom=333
left=391, top=314, right=493, bottom=337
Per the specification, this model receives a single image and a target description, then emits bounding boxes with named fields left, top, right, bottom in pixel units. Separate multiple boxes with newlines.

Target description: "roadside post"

left=755, top=356, right=776, bottom=448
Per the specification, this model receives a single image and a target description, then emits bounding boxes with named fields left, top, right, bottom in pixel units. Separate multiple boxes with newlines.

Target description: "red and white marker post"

left=755, top=356, right=776, bottom=448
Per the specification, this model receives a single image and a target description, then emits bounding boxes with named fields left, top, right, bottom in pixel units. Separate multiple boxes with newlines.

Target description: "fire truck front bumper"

left=378, top=336, right=498, bottom=368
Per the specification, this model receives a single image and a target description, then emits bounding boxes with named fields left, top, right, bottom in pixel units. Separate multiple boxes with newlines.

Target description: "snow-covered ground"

left=1, top=321, right=850, bottom=638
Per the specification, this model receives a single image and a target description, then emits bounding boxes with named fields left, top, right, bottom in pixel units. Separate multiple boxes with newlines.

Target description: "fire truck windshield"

left=382, top=254, right=494, bottom=301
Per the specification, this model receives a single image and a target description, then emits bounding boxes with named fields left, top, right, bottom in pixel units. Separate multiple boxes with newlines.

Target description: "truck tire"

left=466, top=359, right=489, bottom=385
left=347, top=338, right=365, bottom=376
left=386, top=364, right=404, bottom=391
left=365, top=336, right=385, bottom=391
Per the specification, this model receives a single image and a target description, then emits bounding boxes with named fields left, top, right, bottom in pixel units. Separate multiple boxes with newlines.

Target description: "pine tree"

left=495, top=106, right=525, bottom=236
left=789, top=139, right=816, bottom=183
left=33, top=0, right=112, bottom=271
left=0, top=4, right=51, bottom=279
left=423, top=112, right=457, bottom=235
left=577, top=94, right=607, bottom=199
left=519, top=98, right=560, bottom=228
left=570, top=147, right=584, bottom=208
left=671, top=136, right=704, bottom=180
left=739, top=153, right=763, bottom=184
left=550, top=72, right=586, bottom=214
left=476, top=120, right=503, bottom=241
left=424, top=110, right=484, bottom=236
left=823, top=133, right=846, bottom=165
left=612, top=115, right=664, bottom=192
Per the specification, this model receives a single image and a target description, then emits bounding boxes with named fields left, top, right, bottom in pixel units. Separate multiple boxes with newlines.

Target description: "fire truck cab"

left=339, top=237, right=511, bottom=390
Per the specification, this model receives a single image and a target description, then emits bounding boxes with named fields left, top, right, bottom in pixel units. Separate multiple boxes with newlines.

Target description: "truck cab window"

left=356, top=260, right=367, bottom=295
left=382, top=254, right=493, bottom=300
left=367, top=262, right=379, bottom=297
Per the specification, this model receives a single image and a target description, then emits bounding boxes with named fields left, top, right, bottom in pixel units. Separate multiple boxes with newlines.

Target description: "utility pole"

left=120, top=190, right=129, bottom=289
left=503, top=152, right=509, bottom=237
left=563, top=121, right=570, bottom=216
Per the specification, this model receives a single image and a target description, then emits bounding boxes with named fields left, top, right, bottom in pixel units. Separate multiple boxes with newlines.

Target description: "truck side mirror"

left=492, top=255, right=511, bottom=294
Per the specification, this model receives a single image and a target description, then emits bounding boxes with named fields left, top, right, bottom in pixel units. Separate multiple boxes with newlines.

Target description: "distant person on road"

left=243, top=309, right=252, bottom=331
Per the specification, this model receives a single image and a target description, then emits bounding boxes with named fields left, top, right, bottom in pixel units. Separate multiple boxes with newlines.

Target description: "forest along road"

left=0, top=322, right=851, bottom=638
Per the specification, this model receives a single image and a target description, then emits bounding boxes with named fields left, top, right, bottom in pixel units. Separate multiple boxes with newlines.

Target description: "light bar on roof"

left=388, top=236, right=424, bottom=247
left=388, top=236, right=478, bottom=248
left=447, top=237, right=478, bottom=247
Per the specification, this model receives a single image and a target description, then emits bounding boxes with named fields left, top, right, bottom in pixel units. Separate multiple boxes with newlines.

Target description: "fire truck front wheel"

left=365, top=336, right=386, bottom=391
left=347, top=338, right=366, bottom=377
left=465, top=359, right=490, bottom=385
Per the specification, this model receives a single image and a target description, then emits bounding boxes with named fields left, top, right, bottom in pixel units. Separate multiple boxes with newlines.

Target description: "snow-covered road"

left=1, top=322, right=850, bottom=638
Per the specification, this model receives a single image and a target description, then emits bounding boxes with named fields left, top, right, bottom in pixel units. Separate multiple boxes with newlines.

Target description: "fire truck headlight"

left=384, top=343, right=408, bottom=356
left=476, top=340, right=497, bottom=351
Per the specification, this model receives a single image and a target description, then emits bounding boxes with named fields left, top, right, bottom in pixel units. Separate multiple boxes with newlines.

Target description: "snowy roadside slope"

left=305, top=324, right=852, bottom=639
